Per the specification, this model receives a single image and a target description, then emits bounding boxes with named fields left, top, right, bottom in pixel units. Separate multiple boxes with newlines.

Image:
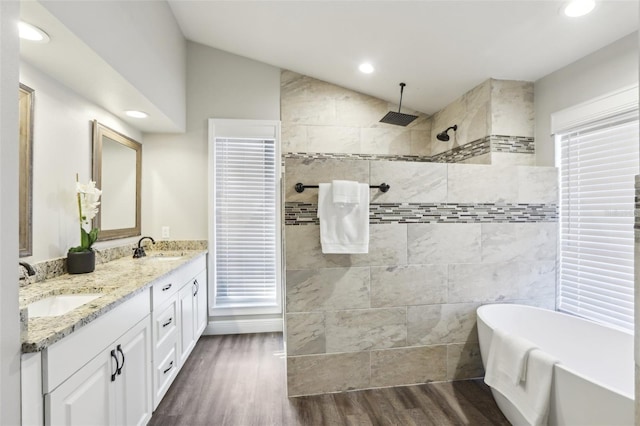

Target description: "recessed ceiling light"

left=564, top=0, right=596, bottom=17
left=125, top=110, right=148, bottom=119
left=18, top=21, right=50, bottom=43
left=359, top=63, right=375, bottom=74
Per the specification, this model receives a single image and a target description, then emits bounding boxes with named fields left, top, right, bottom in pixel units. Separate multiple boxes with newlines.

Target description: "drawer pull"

left=162, top=317, right=173, bottom=328
left=161, top=283, right=172, bottom=291
left=110, top=350, right=119, bottom=382
left=163, top=361, right=174, bottom=375
left=116, top=344, right=125, bottom=376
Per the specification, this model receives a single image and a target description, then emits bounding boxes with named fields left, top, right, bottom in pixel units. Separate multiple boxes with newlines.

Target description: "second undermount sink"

left=28, top=293, right=103, bottom=318
left=146, top=253, right=185, bottom=261
left=148, top=256, right=183, bottom=261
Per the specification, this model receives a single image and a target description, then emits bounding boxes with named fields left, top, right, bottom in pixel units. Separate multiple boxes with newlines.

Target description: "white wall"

left=142, top=42, right=280, bottom=240
left=1, top=1, right=22, bottom=423
left=534, top=32, right=638, bottom=166
left=41, top=0, right=187, bottom=132
left=20, top=62, right=142, bottom=262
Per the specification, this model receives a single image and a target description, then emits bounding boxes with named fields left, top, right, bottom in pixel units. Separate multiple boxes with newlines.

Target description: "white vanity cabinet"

left=178, top=283, right=195, bottom=366
left=194, top=269, right=208, bottom=338
left=46, top=317, right=152, bottom=426
left=21, top=253, right=208, bottom=425
left=151, top=255, right=207, bottom=409
left=151, top=273, right=181, bottom=408
left=178, top=268, right=207, bottom=365
left=43, top=290, right=153, bottom=426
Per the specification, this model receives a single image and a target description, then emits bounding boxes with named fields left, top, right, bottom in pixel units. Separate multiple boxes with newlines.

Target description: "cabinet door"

left=114, top=317, right=152, bottom=426
left=46, top=350, right=116, bottom=426
left=178, top=284, right=196, bottom=366
left=194, top=270, right=208, bottom=337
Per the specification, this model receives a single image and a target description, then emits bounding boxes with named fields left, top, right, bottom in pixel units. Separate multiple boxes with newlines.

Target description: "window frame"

left=552, top=84, right=638, bottom=332
left=556, top=114, right=638, bottom=331
left=208, top=119, right=282, bottom=317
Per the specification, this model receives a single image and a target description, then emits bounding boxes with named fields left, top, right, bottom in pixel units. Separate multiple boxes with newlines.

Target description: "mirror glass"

left=19, top=83, right=34, bottom=257
left=92, top=120, right=141, bottom=240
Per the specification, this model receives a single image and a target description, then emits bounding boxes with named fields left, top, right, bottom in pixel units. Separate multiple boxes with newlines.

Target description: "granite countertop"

left=20, top=250, right=207, bottom=353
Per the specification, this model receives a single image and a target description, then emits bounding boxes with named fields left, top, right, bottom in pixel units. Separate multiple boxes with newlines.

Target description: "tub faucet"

left=19, top=261, right=36, bottom=279
left=133, top=236, right=156, bottom=258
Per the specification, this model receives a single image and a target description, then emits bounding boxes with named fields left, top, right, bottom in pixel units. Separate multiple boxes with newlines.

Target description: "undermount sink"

left=146, top=253, right=184, bottom=261
left=28, top=293, right=103, bottom=318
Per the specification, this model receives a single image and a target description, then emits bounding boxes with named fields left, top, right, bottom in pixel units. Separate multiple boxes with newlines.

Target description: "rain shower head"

left=380, top=83, right=418, bottom=126
left=436, top=125, right=458, bottom=142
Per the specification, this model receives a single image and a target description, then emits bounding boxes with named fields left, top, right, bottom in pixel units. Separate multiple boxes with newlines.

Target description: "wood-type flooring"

left=149, top=333, right=509, bottom=426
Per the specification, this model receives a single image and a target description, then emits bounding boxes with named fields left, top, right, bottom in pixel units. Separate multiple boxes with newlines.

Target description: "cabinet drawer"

left=151, top=273, right=179, bottom=310
left=154, top=343, right=178, bottom=408
left=154, top=300, right=177, bottom=348
left=150, top=255, right=207, bottom=311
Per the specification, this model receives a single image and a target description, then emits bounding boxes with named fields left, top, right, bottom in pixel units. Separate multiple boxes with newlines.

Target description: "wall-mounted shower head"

left=436, top=125, right=458, bottom=142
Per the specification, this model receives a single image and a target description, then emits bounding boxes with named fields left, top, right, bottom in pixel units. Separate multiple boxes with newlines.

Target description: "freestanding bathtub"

left=477, top=304, right=634, bottom=426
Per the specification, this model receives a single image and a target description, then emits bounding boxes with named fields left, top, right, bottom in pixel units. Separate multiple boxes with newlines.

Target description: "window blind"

left=213, top=137, right=278, bottom=309
left=558, top=111, right=639, bottom=331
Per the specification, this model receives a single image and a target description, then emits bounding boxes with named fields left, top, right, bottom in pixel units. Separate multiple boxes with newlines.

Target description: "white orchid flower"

left=77, top=180, right=102, bottom=226
left=73, top=177, right=102, bottom=250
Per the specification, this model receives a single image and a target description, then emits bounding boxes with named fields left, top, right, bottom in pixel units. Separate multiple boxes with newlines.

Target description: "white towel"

left=486, top=328, right=538, bottom=385
left=317, top=182, right=369, bottom=253
left=332, top=180, right=360, bottom=205
left=485, top=329, right=559, bottom=426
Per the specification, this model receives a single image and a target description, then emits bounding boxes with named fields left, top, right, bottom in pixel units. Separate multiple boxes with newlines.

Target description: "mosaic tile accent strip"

left=430, top=137, right=490, bottom=164
left=491, top=135, right=535, bottom=154
left=283, top=152, right=432, bottom=162
left=285, top=202, right=557, bottom=225
left=284, top=135, right=534, bottom=164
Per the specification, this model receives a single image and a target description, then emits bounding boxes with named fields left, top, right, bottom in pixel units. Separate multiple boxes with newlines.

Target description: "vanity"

left=20, top=250, right=208, bottom=426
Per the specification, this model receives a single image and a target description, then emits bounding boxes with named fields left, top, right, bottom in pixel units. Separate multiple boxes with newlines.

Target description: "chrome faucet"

left=19, top=261, right=36, bottom=279
left=133, top=236, right=156, bottom=258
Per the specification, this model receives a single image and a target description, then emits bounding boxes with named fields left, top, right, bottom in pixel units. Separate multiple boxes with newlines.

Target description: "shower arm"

left=397, top=83, right=406, bottom=113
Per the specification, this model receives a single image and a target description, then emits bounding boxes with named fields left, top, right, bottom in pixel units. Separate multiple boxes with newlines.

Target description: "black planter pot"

left=66, top=250, right=95, bottom=274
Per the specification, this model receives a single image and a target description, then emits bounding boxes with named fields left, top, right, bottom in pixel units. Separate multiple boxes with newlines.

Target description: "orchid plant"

left=69, top=175, right=102, bottom=253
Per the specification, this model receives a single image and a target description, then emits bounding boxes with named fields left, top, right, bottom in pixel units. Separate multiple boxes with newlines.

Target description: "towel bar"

left=294, top=182, right=390, bottom=193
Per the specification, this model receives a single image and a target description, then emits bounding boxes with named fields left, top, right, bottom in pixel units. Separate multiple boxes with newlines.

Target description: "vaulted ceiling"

left=168, top=0, right=638, bottom=114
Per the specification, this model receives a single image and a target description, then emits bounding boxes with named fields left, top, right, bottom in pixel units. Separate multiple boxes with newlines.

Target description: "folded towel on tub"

left=485, top=328, right=559, bottom=426
left=486, top=328, right=539, bottom=385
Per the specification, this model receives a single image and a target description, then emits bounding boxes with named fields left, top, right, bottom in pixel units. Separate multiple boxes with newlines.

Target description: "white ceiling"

left=20, top=1, right=184, bottom=133
left=168, top=0, right=639, bottom=115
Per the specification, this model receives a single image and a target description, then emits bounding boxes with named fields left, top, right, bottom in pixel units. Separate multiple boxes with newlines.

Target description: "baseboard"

left=204, top=318, right=283, bottom=335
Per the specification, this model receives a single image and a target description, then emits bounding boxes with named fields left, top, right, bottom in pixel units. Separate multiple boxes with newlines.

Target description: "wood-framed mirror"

left=92, top=120, right=142, bottom=241
left=19, top=83, right=34, bottom=257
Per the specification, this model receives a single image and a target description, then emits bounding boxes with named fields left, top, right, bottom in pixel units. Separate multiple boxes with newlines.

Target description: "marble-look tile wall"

left=281, top=70, right=432, bottom=157
left=285, top=158, right=558, bottom=396
left=281, top=72, right=535, bottom=166
left=429, top=79, right=534, bottom=166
